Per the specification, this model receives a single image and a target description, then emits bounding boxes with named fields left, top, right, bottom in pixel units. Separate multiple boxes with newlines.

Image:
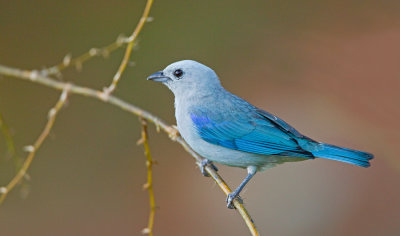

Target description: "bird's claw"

left=226, top=192, right=243, bottom=209
left=200, top=159, right=218, bottom=177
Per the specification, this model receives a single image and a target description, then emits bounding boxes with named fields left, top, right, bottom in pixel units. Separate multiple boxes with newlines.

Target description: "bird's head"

left=147, top=60, right=222, bottom=97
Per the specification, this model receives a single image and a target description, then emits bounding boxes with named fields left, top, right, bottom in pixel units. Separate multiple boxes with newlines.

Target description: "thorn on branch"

left=0, top=187, right=8, bottom=194
left=155, top=123, right=160, bottom=133
left=146, top=160, right=152, bottom=167
left=23, top=145, right=35, bottom=153
left=141, top=228, right=151, bottom=235
left=89, top=48, right=100, bottom=56
left=63, top=54, right=72, bottom=66
left=48, top=108, right=57, bottom=119
left=60, top=84, right=71, bottom=101
left=137, top=137, right=145, bottom=145
left=143, top=182, right=150, bottom=190
left=29, top=70, right=39, bottom=81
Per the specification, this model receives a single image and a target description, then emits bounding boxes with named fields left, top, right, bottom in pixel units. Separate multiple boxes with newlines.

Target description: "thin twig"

left=0, top=112, right=22, bottom=172
left=139, top=118, right=156, bottom=236
left=0, top=84, right=70, bottom=204
left=42, top=40, right=123, bottom=76
left=42, top=0, right=154, bottom=77
left=0, top=65, right=259, bottom=236
left=103, top=0, right=154, bottom=95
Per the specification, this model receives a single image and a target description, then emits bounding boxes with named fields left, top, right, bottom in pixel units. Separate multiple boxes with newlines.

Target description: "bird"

left=147, top=60, right=374, bottom=208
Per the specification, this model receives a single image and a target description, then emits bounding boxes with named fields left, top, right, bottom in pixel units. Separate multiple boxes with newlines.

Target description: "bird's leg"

left=200, top=159, right=218, bottom=177
left=226, top=166, right=257, bottom=209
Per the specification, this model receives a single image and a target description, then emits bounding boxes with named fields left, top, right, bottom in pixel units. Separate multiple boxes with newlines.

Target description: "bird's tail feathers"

left=312, top=143, right=373, bottom=167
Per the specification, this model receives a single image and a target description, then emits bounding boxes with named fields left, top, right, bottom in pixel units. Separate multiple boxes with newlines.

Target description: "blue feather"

left=311, top=143, right=373, bottom=167
left=191, top=109, right=373, bottom=168
left=190, top=112, right=314, bottom=158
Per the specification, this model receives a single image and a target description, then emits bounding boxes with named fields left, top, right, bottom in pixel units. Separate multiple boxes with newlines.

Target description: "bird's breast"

left=174, top=99, right=197, bottom=142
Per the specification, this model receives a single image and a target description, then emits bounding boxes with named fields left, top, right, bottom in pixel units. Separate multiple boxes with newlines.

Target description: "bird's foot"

left=200, top=159, right=218, bottom=177
left=226, top=192, right=243, bottom=209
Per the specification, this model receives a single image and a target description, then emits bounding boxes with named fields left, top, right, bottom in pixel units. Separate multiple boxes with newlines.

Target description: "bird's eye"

left=173, top=69, right=184, bottom=79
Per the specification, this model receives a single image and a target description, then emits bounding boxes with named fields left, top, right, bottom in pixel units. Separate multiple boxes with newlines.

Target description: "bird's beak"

left=147, top=71, right=171, bottom=82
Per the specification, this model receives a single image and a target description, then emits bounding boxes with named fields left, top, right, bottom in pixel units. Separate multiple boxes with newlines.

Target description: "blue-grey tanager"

left=147, top=60, right=373, bottom=208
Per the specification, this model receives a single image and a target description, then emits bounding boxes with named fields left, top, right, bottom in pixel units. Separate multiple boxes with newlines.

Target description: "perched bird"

left=147, top=60, right=373, bottom=208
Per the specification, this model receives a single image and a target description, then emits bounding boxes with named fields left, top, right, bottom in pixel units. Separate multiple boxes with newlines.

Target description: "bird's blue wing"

left=190, top=109, right=313, bottom=158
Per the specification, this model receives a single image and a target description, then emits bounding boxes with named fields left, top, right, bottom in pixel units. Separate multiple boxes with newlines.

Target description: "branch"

left=103, top=0, right=154, bottom=95
left=42, top=39, right=122, bottom=77
left=0, top=85, right=70, bottom=204
left=42, top=0, right=154, bottom=78
left=0, top=64, right=259, bottom=236
left=138, top=118, right=156, bottom=236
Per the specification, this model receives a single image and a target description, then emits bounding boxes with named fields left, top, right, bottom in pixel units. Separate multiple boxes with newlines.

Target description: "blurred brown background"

left=0, top=0, right=399, bottom=235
